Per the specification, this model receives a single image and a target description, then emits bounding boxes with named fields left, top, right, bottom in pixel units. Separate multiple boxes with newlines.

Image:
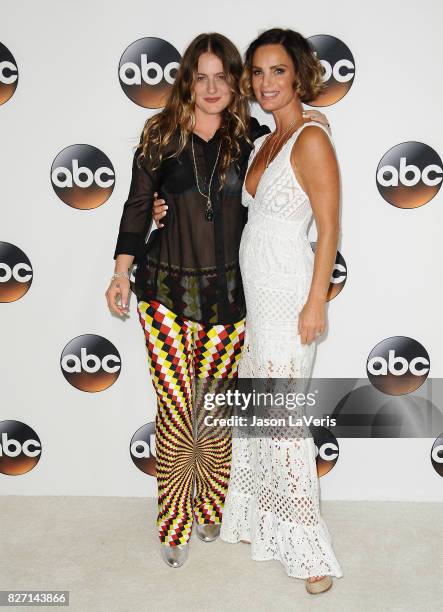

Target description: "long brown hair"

left=137, top=33, right=251, bottom=185
left=241, top=28, right=325, bottom=103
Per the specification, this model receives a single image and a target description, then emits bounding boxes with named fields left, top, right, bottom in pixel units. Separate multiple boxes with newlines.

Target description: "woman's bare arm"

left=290, top=125, right=340, bottom=344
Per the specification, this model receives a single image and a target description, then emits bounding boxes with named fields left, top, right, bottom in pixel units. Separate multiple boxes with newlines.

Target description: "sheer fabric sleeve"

left=113, top=136, right=159, bottom=261
left=238, top=116, right=271, bottom=204
left=249, top=116, right=271, bottom=141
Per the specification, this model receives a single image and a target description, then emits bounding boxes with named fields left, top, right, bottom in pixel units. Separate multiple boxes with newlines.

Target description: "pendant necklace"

left=191, top=133, right=221, bottom=222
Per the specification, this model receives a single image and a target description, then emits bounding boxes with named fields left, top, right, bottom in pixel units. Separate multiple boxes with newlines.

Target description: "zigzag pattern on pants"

left=137, top=299, right=245, bottom=546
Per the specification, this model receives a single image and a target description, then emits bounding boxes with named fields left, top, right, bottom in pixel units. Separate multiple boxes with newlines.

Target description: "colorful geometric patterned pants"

left=137, top=299, right=245, bottom=546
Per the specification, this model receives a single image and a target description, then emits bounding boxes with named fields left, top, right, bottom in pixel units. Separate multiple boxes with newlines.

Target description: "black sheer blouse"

left=113, top=116, right=270, bottom=325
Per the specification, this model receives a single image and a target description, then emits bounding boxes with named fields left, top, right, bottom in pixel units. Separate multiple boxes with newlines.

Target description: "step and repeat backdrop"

left=1, top=0, right=442, bottom=501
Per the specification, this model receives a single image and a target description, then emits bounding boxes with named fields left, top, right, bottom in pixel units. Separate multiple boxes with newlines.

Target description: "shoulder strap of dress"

left=254, top=132, right=270, bottom=149
left=249, top=133, right=269, bottom=163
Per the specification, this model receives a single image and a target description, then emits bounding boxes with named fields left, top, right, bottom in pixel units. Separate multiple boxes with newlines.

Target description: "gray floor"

left=0, top=496, right=440, bottom=612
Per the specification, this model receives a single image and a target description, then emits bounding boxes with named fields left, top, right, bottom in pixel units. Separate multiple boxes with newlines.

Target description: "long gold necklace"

left=253, top=117, right=301, bottom=172
left=191, top=133, right=221, bottom=222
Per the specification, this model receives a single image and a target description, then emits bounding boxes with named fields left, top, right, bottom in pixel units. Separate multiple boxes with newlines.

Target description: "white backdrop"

left=1, top=0, right=442, bottom=501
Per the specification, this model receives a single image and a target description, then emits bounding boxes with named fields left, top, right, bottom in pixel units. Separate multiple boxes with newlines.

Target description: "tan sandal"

left=305, top=575, right=333, bottom=594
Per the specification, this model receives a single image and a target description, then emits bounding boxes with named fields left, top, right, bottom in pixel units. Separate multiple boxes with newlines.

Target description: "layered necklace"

left=191, top=133, right=221, bottom=222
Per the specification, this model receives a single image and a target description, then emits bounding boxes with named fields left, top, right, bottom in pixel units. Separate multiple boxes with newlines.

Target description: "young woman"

left=106, top=32, right=328, bottom=569
left=218, top=29, right=344, bottom=594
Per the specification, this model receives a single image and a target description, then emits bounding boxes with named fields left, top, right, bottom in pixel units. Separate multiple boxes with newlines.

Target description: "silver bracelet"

left=111, top=271, right=130, bottom=280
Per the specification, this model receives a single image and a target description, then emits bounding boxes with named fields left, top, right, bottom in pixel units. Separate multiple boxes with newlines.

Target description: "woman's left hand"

left=302, top=109, right=331, bottom=135
left=298, top=298, right=326, bottom=345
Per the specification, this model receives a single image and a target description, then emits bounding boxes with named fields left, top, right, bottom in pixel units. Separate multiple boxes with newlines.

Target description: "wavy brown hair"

left=136, top=33, right=251, bottom=185
left=241, top=28, right=325, bottom=104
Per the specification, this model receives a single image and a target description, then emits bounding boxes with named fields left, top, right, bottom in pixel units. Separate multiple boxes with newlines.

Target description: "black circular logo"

left=118, top=37, right=181, bottom=108
left=311, top=243, right=347, bottom=300
left=0, top=242, right=33, bottom=302
left=431, top=434, right=443, bottom=477
left=0, top=42, right=18, bottom=105
left=130, top=422, right=156, bottom=476
left=376, top=141, right=442, bottom=208
left=0, top=420, right=41, bottom=475
left=311, top=426, right=339, bottom=476
left=307, top=35, right=355, bottom=106
left=60, top=334, right=121, bottom=392
left=367, top=336, right=430, bottom=395
left=51, top=144, right=115, bottom=209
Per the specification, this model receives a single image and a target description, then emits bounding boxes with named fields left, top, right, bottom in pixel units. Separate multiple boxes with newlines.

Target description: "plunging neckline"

left=244, top=130, right=298, bottom=201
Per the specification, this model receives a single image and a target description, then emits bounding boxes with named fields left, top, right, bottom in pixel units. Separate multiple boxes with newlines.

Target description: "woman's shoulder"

left=290, top=121, right=336, bottom=167
left=293, top=121, right=333, bottom=147
left=133, top=124, right=180, bottom=171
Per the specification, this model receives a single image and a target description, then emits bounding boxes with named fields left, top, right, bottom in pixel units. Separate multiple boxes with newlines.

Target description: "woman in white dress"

left=219, top=28, right=344, bottom=594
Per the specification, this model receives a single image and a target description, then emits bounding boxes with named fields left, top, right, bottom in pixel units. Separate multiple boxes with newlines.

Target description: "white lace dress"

left=220, top=122, right=343, bottom=579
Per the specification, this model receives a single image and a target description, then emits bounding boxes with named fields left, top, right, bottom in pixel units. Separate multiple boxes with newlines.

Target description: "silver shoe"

left=196, top=523, right=221, bottom=542
left=160, top=543, right=189, bottom=568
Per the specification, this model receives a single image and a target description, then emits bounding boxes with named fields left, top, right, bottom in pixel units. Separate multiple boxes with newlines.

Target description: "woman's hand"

left=105, top=276, right=130, bottom=318
left=302, top=109, right=331, bottom=135
left=298, top=298, right=326, bottom=345
left=152, top=192, right=167, bottom=228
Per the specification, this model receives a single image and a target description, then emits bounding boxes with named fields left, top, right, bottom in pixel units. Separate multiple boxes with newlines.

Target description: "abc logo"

left=0, top=242, right=33, bottom=302
left=0, top=42, right=18, bottom=105
left=307, top=35, right=355, bottom=106
left=311, top=243, right=347, bottom=300
left=367, top=336, right=430, bottom=395
left=311, top=426, right=339, bottom=477
left=51, top=144, right=115, bottom=209
left=130, top=422, right=156, bottom=476
left=119, top=37, right=181, bottom=108
left=0, top=420, right=41, bottom=475
left=431, top=434, right=443, bottom=477
left=376, top=142, right=442, bottom=208
left=60, top=334, right=121, bottom=392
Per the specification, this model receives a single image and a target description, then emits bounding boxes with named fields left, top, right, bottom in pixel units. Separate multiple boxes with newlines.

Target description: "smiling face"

left=251, top=43, right=298, bottom=112
left=193, top=52, right=232, bottom=116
